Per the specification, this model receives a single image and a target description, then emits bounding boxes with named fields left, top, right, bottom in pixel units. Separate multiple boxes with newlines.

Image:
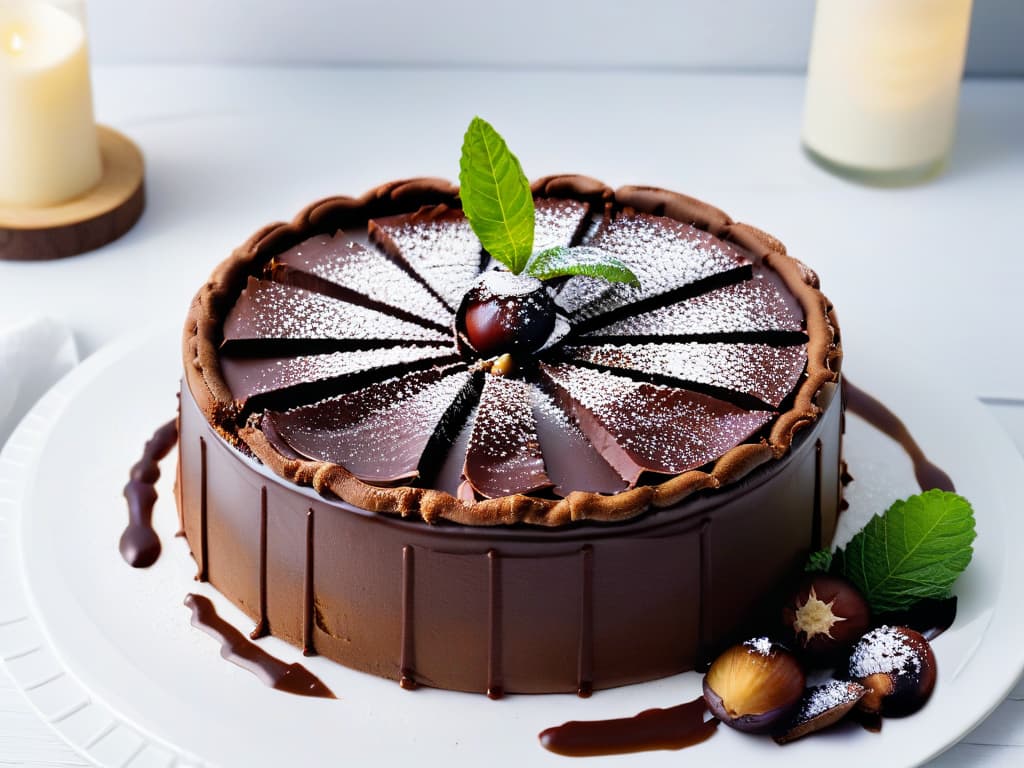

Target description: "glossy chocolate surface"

left=119, top=418, right=178, bottom=568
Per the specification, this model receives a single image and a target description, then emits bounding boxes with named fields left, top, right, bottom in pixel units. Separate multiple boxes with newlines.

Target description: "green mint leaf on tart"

left=832, top=490, right=976, bottom=614
left=459, top=116, right=535, bottom=274
left=524, top=245, right=640, bottom=286
left=804, top=548, right=833, bottom=573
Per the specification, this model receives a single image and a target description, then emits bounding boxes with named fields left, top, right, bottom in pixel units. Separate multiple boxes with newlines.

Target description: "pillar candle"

left=0, top=0, right=101, bottom=206
left=802, top=0, right=973, bottom=183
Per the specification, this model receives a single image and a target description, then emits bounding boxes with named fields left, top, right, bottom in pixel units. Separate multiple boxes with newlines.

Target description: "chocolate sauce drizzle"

left=845, top=381, right=955, bottom=493
left=539, top=697, right=718, bottom=757
left=184, top=593, right=335, bottom=699
left=486, top=549, right=503, bottom=700
left=251, top=486, right=270, bottom=639
left=399, top=544, right=417, bottom=690
left=119, top=419, right=178, bottom=568
left=577, top=545, right=594, bottom=698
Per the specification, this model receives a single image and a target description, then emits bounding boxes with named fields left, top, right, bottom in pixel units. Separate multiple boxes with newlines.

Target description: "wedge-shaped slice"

left=539, top=363, right=772, bottom=487
left=583, top=273, right=804, bottom=339
left=273, top=233, right=452, bottom=329
left=533, top=198, right=591, bottom=251
left=222, top=277, right=448, bottom=350
left=531, top=386, right=627, bottom=497
left=370, top=207, right=483, bottom=311
left=221, top=344, right=457, bottom=409
left=463, top=376, right=553, bottom=498
left=555, top=212, right=752, bottom=321
left=563, top=342, right=807, bottom=409
left=264, top=366, right=477, bottom=485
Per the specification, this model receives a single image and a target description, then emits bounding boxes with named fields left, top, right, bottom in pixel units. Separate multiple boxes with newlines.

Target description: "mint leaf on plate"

left=805, top=548, right=833, bottom=573
left=524, top=246, right=640, bottom=286
left=459, top=116, right=535, bottom=274
left=833, top=490, right=976, bottom=613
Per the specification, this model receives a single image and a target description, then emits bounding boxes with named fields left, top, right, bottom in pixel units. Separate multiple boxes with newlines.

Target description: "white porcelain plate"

left=1, top=326, right=1022, bottom=768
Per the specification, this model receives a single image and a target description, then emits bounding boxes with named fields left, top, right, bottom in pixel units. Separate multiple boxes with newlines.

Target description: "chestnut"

left=782, top=574, right=871, bottom=662
left=848, top=625, right=937, bottom=718
left=458, top=272, right=556, bottom=358
left=773, top=680, right=867, bottom=744
left=702, top=638, right=805, bottom=734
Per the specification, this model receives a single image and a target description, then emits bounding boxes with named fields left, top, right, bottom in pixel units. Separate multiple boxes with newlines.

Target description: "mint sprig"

left=458, top=117, right=639, bottom=286
left=525, top=246, right=640, bottom=286
left=815, top=490, right=976, bottom=613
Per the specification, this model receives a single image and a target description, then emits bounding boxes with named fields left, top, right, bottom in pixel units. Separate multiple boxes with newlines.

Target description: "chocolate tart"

left=178, top=176, right=843, bottom=695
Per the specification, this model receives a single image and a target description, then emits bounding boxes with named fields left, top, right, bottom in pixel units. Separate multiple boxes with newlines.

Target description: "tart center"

left=457, top=271, right=557, bottom=359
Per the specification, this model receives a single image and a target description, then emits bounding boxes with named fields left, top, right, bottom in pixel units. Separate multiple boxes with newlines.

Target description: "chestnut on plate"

left=702, top=638, right=805, bottom=734
left=782, top=574, right=871, bottom=662
left=849, top=625, right=937, bottom=718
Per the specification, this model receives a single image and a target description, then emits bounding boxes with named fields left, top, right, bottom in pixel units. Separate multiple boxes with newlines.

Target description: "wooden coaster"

left=0, top=125, right=145, bottom=261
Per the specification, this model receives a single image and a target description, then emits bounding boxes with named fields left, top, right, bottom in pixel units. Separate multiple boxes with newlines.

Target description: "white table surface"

left=1, top=65, right=1023, bottom=767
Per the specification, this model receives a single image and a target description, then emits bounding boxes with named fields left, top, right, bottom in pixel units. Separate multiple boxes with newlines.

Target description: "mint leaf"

left=524, top=246, right=640, bottom=286
left=833, top=490, right=976, bottom=613
left=805, top=549, right=833, bottom=573
left=459, top=117, right=535, bottom=274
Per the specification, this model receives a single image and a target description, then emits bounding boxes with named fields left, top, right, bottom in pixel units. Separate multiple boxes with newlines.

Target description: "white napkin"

left=0, top=317, right=79, bottom=447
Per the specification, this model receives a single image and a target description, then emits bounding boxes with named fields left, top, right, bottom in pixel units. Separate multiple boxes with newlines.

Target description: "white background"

left=81, top=0, right=1024, bottom=75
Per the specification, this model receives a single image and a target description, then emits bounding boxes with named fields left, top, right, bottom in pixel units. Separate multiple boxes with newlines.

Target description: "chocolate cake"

left=178, top=175, right=842, bottom=696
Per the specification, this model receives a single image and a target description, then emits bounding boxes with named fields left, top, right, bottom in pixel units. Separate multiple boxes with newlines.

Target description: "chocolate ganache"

left=178, top=176, right=843, bottom=694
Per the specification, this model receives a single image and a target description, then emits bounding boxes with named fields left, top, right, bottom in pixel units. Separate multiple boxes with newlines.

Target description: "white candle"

left=802, top=0, right=973, bottom=183
left=0, top=0, right=101, bottom=206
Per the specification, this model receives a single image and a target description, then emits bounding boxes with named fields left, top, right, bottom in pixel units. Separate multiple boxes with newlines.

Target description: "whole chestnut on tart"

left=458, top=271, right=556, bottom=358
left=782, top=574, right=871, bottom=662
left=702, top=638, right=805, bottom=734
left=849, top=625, right=937, bottom=718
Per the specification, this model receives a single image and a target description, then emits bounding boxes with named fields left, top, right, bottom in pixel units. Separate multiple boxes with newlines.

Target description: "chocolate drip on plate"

left=845, top=380, right=955, bottom=492
left=265, top=366, right=479, bottom=484
left=184, top=593, right=335, bottom=699
left=540, top=363, right=772, bottom=486
left=538, top=696, right=718, bottom=757
left=222, top=277, right=447, bottom=351
left=273, top=233, right=452, bottom=330
left=463, top=376, right=553, bottom=498
left=563, top=341, right=807, bottom=409
left=119, top=419, right=178, bottom=568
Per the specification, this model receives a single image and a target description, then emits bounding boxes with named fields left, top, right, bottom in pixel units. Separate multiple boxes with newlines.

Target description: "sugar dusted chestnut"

left=459, top=271, right=556, bottom=358
left=849, top=625, right=937, bottom=718
left=702, top=638, right=805, bottom=734
left=773, top=680, right=867, bottom=744
left=782, top=574, right=871, bottom=661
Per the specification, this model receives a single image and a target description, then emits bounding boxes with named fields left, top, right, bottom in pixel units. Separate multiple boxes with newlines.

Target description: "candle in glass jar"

left=0, top=0, right=101, bottom=206
left=802, top=0, right=973, bottom=184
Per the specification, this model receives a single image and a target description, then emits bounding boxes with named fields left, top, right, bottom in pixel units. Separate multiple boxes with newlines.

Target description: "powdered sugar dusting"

left=556, top=213, right=749, bottom=320
left=373, top=212, right=482, bottom=309
left=225, top=279, right=447, bottom=343
left=584, top=277, right=804, bottom=337
left=564, top=342, right=807, bottom=408
left=796, top=680, right=865, bottom=722
left=223, top=345, right=453, bottom=400
left=743, top=637, right=775, bottom=656
left=540, top=363, right=772, bottom=476
left=278, top=234, right=452, bottom=326
left=849, top=626, right=924, bottom=678
left=272, top=367, right=474, bottom=483
left=464, top=376, right=551, bottom=497
left=533, top=198, right=589, bottom=251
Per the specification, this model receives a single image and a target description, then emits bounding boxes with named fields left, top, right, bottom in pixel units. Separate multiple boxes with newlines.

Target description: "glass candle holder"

left=801, top=0, right=973, bottom=186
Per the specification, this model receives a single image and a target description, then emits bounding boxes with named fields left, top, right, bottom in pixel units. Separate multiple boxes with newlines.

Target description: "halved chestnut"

left=702, top=638, right=805, bottom=734
left=849, top=625, right=937, bottom=718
